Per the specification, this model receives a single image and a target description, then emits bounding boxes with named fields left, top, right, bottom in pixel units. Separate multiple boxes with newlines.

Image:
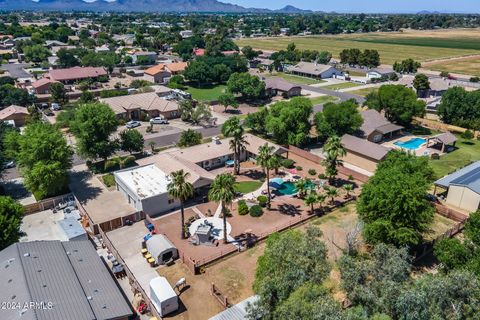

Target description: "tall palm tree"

left=208, top=173, right=237, bottom=243
left=304, top=191, right=318, bottom=215
left=316, top=193, right=327, bottom=213
left=325, top=186, right=338, bottom=204
left=322, top=135, right=346, bottom=184
left=167, top=170, right=194, bottom=239
left=222, top=117, right=249, bottom=175
left=257, top=143, right=276, bottom=207
left=343, top=184, right=354, bottom=199
left=294, top=178, right=310, bottom=199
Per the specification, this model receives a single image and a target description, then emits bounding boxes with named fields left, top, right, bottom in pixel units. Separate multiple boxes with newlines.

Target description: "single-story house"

left=250, top=58, right=274, bottom=69
left=341, top=134, right=391, bottom=173
left=0, top=105, right=29, bottom=126
left=130, top=51, right=158, bottom=64
left=45, top=40, right=67, bottom=48
left=264, top=77, right=302, bottom=98
left=144, top=62, right=188, bottom=84
left=434, top=161, right=480, bottom=212
left=420, top=77, right=451, bottom=98
left=180, top=30, right=194, bottom=38
left=100, top=91, right=179, bottom=120
left=287, top=62, right=342, bottom=79
left=359, top=109, right=404, bottom=143
left=31, top=77, right=57, bottom=94
left=366, top=67, right=396, bottom=80
left=0, top=240, right=134, bottom=320
left=46, top=66, right=107, bottom=84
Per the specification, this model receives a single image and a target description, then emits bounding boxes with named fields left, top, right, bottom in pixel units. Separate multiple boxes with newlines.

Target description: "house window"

left=168, top=198, right=174, bottom=204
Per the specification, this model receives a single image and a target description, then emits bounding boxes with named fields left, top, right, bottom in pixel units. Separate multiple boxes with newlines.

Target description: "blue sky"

left=227, top=0, right=480, bottom=13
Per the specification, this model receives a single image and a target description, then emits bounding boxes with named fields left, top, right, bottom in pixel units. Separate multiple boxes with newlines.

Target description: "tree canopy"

left=0, top=196, right=24, bottom=250
left=364, top=84, right=425, bottom=126
left=357, top=151, right=434, bottom=246
left=393, top=58, right=421, bottom=74
left=120, top=129, right=144, bottom=154
left=437, top=87, right=480, bottom=129
left=226, top=72, right=265, bottom=100
left=314, top=99, right=363, bottom=141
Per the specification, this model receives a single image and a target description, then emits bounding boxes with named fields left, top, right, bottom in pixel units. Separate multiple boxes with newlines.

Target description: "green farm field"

left=236, top=28, right=480, bottom=65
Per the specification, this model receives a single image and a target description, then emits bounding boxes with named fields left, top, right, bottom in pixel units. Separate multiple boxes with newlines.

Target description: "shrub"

left=318, top=173, right=327, bottom=180
left=295, top=166, right=303, bottom=171
left=282, top=158, right=295, bottom=168
left=257, top=195, right=268, bottom=207
left=104, top=160, right=118, bottom=172
left=461, top=130, right=474, bottom=140
left=249, top=205, right=263, bottom=217
left=308, top=169, right=317, bottom=176
left=102, top=173, right=116, bottom=187
left=238, top=200, right=249, bottom=216
left=348, top=174, right=354, bottom=181
left=97, top=75, right=109, bottom=83
left=100, top=89, right=128, bottom=98
left=470, top=77, right=480, bottom=83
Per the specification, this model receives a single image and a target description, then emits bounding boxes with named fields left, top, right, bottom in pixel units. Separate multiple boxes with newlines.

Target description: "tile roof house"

left=264, top=77, right=302, bottom=98
left=100, top=91, right=179, bottom=120
left=46, top=66, right=107, bottom=84
left=0, top=104, right=29, bottom=126
left=31, top=77, right=58, bottom=94
left=287, top=62, right=342, bottom=79
left=144, top=62, right=188, bottom=84
left=359, top=109, right=404, bottom=143
left=341, top=134, right=391, bottom=173
left=0, top=240, right=133, bottom=320
left=435, top=161, right=480, bottom=212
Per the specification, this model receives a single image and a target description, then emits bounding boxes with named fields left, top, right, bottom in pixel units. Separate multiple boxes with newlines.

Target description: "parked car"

left=44, top=110, right=54, bottom=116
left=40, top=103, right=49, bottom=109
left=126, top=120, right=141, bottom=128
left=51, top=103, right=61, bottom=111
left=2, top=160, right=15, bottom=169
left=150, top=117, right=169, bottom=124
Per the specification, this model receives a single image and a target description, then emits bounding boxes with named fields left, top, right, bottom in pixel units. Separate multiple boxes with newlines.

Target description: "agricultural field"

left=423, top=56, right=480, bottom=77
left=236, top=28, right=480, bottom=65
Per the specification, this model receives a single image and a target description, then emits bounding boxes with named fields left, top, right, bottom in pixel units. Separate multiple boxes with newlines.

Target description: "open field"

left=236, top=29, right=480, bottom=65
left=423, top=56, right=480, bottom=77
left=429, top=135, right=480, bottom=180
left=271, top=72, right=326, bottom=85
left=321, top=82, right=363, bottom=90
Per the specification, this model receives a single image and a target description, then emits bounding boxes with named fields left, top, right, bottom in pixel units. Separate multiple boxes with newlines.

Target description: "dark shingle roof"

left=0, top=241, right=132, bottom=320
left=435, top=161, right=480, bottom=194
left=360, top=109, right=403, bottom=137
left=341, top=134, right=391, bottom=161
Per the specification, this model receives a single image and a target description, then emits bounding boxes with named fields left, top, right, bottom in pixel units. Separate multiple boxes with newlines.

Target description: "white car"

left=150, top=117, right=169, bottom=124
left=51, top=103, right=61, bottom=111
left=3, top=161, right=15, bottom=169
left=126, top=120, right=141, bottom=128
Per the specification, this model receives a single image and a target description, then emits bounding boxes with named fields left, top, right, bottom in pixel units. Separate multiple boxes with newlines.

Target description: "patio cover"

left=432, top=132, right=457, bottom=145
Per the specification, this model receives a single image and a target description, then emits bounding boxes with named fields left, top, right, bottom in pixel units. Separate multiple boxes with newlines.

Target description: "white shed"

left=146, top=234, right=178, bottom=265
left=149, top=276, right=178, bottom=317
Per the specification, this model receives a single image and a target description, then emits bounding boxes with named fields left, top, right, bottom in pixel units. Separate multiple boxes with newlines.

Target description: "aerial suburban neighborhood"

left=2, top=1, right=480, bottom=319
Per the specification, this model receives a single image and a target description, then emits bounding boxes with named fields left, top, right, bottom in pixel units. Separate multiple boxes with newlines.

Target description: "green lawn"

left=429, top=136, right=480, bottom=179
left=347, top=70, right=367, bottom=77
left=309, top=95, right=339, bottom=105
left=348, top=87, right=379, bottom=97
left=272, top=73, right=326, bottom=85
left=185, top=84, right=226, bottom=101
left=234, top=181, right=263, bottom=194
left=321, top=82, right=363, bottom=91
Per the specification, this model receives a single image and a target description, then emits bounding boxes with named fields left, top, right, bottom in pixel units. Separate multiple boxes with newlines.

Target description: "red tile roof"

left=48, top=67, right=107, bottom=82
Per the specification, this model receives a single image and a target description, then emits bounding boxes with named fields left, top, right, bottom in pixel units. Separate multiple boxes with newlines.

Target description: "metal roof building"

left=0, top=240, right=133, bottom=320
left=209, top=296, right=259, bottom=320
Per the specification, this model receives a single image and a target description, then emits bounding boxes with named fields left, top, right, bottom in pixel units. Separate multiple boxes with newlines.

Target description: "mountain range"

left=0, top=0, right=312, bottom=13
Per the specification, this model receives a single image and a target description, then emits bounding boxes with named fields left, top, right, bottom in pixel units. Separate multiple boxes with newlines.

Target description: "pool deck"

left=383, top=135, right=446, bottom=157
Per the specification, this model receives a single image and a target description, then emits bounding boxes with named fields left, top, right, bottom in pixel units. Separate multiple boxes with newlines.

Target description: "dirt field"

left=236, top=28, right=480, bottom=65
left=423, top=55, right=480, bottom=77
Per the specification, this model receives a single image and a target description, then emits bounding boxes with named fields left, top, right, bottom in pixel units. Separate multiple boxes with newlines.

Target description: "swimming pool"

left=394, top=138, right=426, bottom=150
left=275, top=181, right=316, bottom=196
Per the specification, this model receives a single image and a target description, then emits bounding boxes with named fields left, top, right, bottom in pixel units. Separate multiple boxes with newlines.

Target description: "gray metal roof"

left=435, top=161, right=480, bottom=194
left=0, top=241, right=132, bottom=320
left=209, top=296, right=259, bottom=320
left=58, top=218, right=87, bottom=241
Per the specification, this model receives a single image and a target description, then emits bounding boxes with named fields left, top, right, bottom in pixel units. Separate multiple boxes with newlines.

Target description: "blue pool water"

left=276, top=181, right=316, bottom=196
left=394, top=138, right=426, bottom=150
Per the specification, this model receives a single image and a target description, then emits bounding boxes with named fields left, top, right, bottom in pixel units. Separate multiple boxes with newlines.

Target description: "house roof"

left=0, top=105, right=28, bottom=119
left=431, top=131, right=457, bottom=146
left=264, top=77, right=301, bottom=92
left=0, top=240, right=133, bottom=320
left=209, top=296, right=259, bottom=320
left=435, top=161, right=480, bottom=194
left=32, top=77, right=56, bottom=88
left=369, top=67, right=395, bottom=75
left=100, top=91, right=178, bottom=115
left=287, top=62, right=334, bottom=76
left=133, top=51, right=157, bottom=56
left=145, top=62, right=188, bottom=75
left=48, top=67, right=107, bottom=82
left=360, top=109, right=403, bottom=137
left=193, top=48, right=205, bottom=56
left=341, top=134, right=391, bottom=161
left=429, top=78, right=451, bottom=91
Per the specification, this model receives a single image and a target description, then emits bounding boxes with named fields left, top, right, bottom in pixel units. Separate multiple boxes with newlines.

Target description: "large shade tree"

left=0, top=196, right=24, bottom=250
left=167, top=170, right=194, bottom=239
left=314, top=99, right=363, bottom=141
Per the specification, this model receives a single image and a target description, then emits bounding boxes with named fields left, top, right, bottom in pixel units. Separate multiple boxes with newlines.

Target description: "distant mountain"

left=0, top=0, right=310, bottom=13
left=417, top=10, right=441, bottom=14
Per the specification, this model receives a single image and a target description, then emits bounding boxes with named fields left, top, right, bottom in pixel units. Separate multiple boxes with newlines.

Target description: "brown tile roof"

left=100, top=92, right=178, bottom=115
left=432, top=131, right=457, bottom=145
left=32, top=77, right=56, bottom=88
left=48, top=67, right=107, bottom=82
left=341, top=134, right=391, bottom=161
left=360, top=109, right=403, bottom=137
left=145, top=62, right=188, bottom=76
left=264, top=77, right=301, bottom=92
left=0, top=105, right=28, bottom=120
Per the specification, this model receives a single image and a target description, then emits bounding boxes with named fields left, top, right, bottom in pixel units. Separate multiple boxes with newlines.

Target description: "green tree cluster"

left=178, top=129, right=202, bottom=147
left=314, top=99, right=363, bottom=141
left=340, top=48, right=380, bottom=68
left=393, top=58, right=421, bottom=73
left=437, top=87, right=480, bottom=130
left=226, top=72, right=265, bottom=100
left=0, top=196, right=24, bottom=250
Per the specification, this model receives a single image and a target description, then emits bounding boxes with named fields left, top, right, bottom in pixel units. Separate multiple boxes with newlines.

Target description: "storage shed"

left=149, top=276, right=179, bottom=317
left=146, top=234, right=178, bottom=265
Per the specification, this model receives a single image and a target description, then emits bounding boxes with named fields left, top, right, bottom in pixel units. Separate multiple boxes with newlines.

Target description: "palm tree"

left=325, top=186, right=338, bottom=204
left=208, top=173, right=237, bottom=243
left=304, top=191, right=318, bottom=215
left=343, top=184, right=354, bottom=199
left=294, top=178, right=310, bottom=198
left=257, top=143, right=276, bottom=207
left=316, top=193, right=327, bottom=213
left=222, top=117, right=249, bottom=175
left=167, top=170, right=194, bottom=239
left=322, top=135, right=346, bottom=184
left=271, top=155, right=282, bottom=175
